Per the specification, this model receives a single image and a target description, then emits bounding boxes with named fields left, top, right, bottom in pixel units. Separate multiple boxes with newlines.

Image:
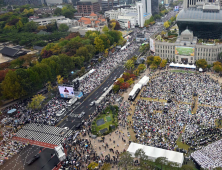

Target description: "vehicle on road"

left=64, top=127, right=69, bottom=131
left=78, top=112, right=85, bottom=118
left=89, top=101, right=95, bottom=106
left=113, top=77, right=117, bottom=81
left=27, top=154, right=40, bottom=165
left=103, top=87, right=108, bottom=92
left=56, top=108, right=66, bottom=117
left=55, top=144, right=66, bottom=162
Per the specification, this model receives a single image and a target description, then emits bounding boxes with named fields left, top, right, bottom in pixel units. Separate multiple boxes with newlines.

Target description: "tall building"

left=151, top=0, right=159, bottom=15
left=100, top=0, right=119, bottom=12
left=4, top=0, right=42, bottom=6
left=76, top=0, right=100, bottom=17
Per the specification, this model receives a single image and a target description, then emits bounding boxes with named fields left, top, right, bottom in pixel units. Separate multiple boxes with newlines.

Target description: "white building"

left=57, top=18, right=79, bottom=27
left=136, top=0, right=152, bottom=27
left=105, top=10, right=120, bottom=20
left=29, top=16, right=66, bottom=26
left=118, top=13, right=137, bottom=29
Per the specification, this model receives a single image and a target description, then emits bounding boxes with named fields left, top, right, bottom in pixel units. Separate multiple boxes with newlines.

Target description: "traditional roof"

left=90, top=12, right=97, bottom=17
left=0, top=47, right=20, bottom=57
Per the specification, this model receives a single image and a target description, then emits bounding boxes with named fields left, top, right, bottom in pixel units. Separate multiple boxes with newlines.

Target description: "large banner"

left=58, top=86, right=75, bottom=98
left=175, top=46, right=195, bottom=56
left=150, top=38, right=155, bottom=52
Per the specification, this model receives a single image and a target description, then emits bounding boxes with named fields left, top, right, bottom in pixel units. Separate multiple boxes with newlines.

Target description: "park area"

left=91, top=105, right=119, bottom=136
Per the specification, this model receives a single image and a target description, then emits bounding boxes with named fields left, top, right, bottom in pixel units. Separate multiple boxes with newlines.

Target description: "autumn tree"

left=120, top=82, right=130, bottom=89
left=138, top=64, right=146, bottom=72
left=160, top=59, right=167, bottom=68
left=164, top=21, right=170, bottom=29
left=127, top=78, right=134, bottom=85
left=57, top=75, right=63, bottom=84
left=117, top=77, right=124, bottom=84
left=88, top=162, right=99, bottom=170
left=146, top=56, right=154, bottom=66
left=196, top=59, right=207, bottom=69
left=28, top=94, right=45, bottom=110
left=101, top=163, right=111, bottom=170
left=153, top=56, right=162, bottom=66
left=94, top=37, right=104, bottom=52
left=46, top=81, right=53, bottom=92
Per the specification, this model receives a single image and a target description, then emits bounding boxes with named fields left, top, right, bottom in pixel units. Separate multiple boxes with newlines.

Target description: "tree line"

left=0, top=28, right=124, bottom=100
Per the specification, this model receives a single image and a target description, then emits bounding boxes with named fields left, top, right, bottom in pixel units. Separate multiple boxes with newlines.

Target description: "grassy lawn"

left=91, top=105, right=118, bottom=136
left=170, top=70, right=196, bottom=74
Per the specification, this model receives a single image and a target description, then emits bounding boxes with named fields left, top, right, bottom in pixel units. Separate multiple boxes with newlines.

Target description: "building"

left=76, top=0, right=100, bottom=17
left=176, top=7, right=222, bottom=39
left=136, top=0, right=152, bottom=27
left=4, top=0, right=43, bottom=6
left=153, top=29, right=222, bottom=64
left=105, top=10, right=120, bottom=20
left=151, top=0, right=159, bottom=15
left=78, top=12, right=107, bottom=27
left=101, top=0, right=119, bottom=12
left=29, top=16, right=66, bottom=25
left=57, top=18, right=79, bottom=27
left=45, top=0, right=63, bottom=5
left=35, top=7, right=56, bottom=16
left=183, top=0, right=221, bottom=9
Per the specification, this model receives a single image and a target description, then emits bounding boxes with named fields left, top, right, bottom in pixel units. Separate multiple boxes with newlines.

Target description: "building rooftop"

left=177, top=8, right=222, bottom=23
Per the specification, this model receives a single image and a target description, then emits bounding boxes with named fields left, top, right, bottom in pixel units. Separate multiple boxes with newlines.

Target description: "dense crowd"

left=130, top=72, right=222, bottom=165
left=191, top=139, right=222, bottom=169
left=79, top=43, right=139, bottom=94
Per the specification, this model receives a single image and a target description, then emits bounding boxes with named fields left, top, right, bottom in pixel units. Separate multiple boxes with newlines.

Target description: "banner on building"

left=150, top=38, right=155, bottom=52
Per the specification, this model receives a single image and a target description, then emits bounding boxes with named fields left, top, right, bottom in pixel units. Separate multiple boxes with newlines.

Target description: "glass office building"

left=176, top=8, right=222, bottom=39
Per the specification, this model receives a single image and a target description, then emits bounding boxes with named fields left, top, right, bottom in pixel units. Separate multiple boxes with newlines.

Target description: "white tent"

left=79, top=69, right=96, bottom=81
left=138, top=76, right=149, bottom=86
left=127, top=143, right=184, bottom=167
left=169, top=63, right=196, bottom=69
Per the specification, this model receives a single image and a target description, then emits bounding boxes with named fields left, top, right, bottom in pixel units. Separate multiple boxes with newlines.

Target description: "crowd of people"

left=191, top=139, right=222, bottom=169
left=128, top=72, right=222, bottom=163
left=79, top=43, right=139, bottom=94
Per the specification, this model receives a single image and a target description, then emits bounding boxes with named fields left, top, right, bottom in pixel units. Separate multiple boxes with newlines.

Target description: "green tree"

left=196, top=59, right=207, bottom=69
left=139, top=44, right=150, bottom=53
left=59, top=24, right=69, bottom=32
left=94, top=37, right=104, bottom=52
left=102, top=25, right=109, bottom=32
left=164, top=21, right=170, bottom=29
left=146, top=56, right=154, bottom=66
left=88, top=162, right=99, bottom=170
left=46, top=81, right=53, bottom=92
left=213, top=64, right=222, bottom=73
left=118, top=151, right=134, bottom=170
left=155, top=157, right=168, bottom=170
left=23, top=21, right=38, bottom=32
left=62, top=9, right=73, bottom=19
left=125, top=60, right=134, bottom=70
left=54, top=8, right=62, bottom=16
left=135, top=149, right=155, bottom=170
left=28, top=94, right=45, bottom=109
left=112, top=84, right=120, bottom=93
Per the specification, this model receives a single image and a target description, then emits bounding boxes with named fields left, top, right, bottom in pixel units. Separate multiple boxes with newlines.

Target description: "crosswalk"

left=15, top=123, right=72, bottom=145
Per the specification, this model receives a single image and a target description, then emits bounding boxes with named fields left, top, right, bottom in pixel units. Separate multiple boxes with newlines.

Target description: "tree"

left=118, top=151, right=134, bottom=170
left=196, top=59, right=207, bottom=69
left=135, top=149, right=155, bottom=170
left=94, top=37, right=104, bottom=52
left=150, top=64, right=157, bottom=70
left=138, top=64, right=146, bottom=72
left=88, top=162, right=99, bottom=170
left=28, top=94, right=45, bottom=110
left=46, top=81, right=53, bottom=92
left=160, top=59, right=167, bottom=68
left=102, top=25, right=109, bottom=32
left=57, top=75, right=63, bottom=84
left=101, top=163, right=111, bottom=170
left=81, top=67, right=85, bottom=73
left=164, top=21, right=170, bottom=29
left=146, top=56, right=154, bottom=66
left=207, top=64, right=212, bottom=71
left=153, top=56, right=162, bottom=66
left=181, top=165, right=194, bottom=170
left=120, top=82, right=130, bottom=89
left=112, top=84, right=120, bottom=93
left=127, top=78, right=134, bottom=85
left=59, top=24, right=69, bottom=32
left=37, top=25, right=47, bottom=31
left=117, top=77, right=124, bottom=84
left=139, top=44, right=150, bottom=53
left=155, top=157, right=168, bottom=170
left=133, top=69, right=140, bottom=76
left=213, top=64, right=222, bottom=73
left=125, top=60, right=134, bottom=70
left=62, top=9, right=73, bottom=19
left=54, top=8, right=62, bottom=16
left=104, top=48, right=109, bottom=57
left=23, top=21, right=38, bottom=32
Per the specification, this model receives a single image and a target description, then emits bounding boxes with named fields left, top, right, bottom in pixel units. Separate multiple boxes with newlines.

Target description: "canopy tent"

left=169, top=63, right=196, bottom=69
left=7, top=109, right=17, bottom=116
left=79, top=69, right=96, bottom=81
left=138, top=76, right=149, bottom=86
left=127, top=142, right=184, bottom=167
left=199, top=68, right=203, bottom=72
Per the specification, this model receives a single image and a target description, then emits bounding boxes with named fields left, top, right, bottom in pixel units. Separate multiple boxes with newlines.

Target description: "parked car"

left=89, top=101, right=95, bottom=106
